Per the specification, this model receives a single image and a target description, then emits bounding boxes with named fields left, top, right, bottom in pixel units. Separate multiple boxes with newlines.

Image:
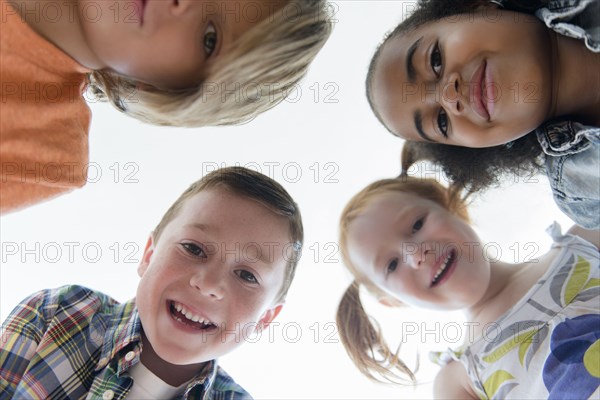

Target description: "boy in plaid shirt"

left=1, top=167, right=303, bottom=399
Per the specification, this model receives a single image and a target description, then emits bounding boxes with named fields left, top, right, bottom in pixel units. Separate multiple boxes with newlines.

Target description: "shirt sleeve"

left=0, top=289, right=58, bottom=396
left=545, top=138, right=600, bottom=230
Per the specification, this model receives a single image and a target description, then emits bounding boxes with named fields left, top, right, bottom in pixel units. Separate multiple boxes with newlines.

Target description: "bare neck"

left=14, top=0, right=104, bottom=69
left=140, top=331, right=207, bottom=387
left=464, top=260, right=516, bottom=326
left=464, top=246, right=560, bottom=332
left=549, top=30, right=600, bottom=126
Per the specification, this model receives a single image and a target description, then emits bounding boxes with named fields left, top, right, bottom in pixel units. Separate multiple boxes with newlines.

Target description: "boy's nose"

left=190, top=267, right=225, bottom=300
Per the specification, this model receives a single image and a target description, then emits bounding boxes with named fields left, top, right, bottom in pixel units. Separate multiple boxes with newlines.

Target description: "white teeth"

left=433, top=253, right=453, bottom=282
left=172, top=301, right=212, bottom=325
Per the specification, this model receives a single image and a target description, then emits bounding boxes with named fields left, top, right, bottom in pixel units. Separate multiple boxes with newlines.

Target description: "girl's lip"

left=135, top=0, right=147, bottom=26
left=470, top=61, right=491, bottom=122
left=429, top=248, right=458, bottom=287
left=484, top=64, right=495, bottom=119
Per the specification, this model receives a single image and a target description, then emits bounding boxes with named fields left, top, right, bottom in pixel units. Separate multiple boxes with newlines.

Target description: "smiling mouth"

left=169, top=301, right=217, bottom=331
left=471, top=61, right=491, bottom=122
left=138, top=0, right=147, bottom=25
left=430, top=248, right=457, bottom=287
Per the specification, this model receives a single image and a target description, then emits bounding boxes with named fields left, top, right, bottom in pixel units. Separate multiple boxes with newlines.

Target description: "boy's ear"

left=378, top=296, right=404, bottom=308
left=137, top=235, right=155, bottom=278
left=256, top=304, right=284, bottom=330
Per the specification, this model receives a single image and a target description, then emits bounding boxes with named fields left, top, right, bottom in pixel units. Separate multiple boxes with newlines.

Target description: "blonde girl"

left=336, top=176, right=599, bottom=398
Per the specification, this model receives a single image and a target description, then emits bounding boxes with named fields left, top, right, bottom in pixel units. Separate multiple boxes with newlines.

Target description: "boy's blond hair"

left=88, top=0, right=333, bottom=127
left=153, top=167, right=303, bottom=303
left=336, top=176, right=468, bottom=384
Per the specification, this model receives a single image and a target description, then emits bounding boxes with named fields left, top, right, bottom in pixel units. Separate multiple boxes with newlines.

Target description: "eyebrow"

left=406, top=36, right=423, bottom=83
left=188, top=223, right=274, bottom=265
left=414, top=110, right=435, bottom=143
left=189, top=223, right=212, bottom=233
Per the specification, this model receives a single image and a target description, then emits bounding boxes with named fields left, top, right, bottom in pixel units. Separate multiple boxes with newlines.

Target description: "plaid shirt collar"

left=95, top=301, right=220, bottom=398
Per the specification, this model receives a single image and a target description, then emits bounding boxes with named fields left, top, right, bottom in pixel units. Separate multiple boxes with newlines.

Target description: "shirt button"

left=97, top=357, right=108, bottom=368
left=125, top=351, right=135, bottom=362
left=102, top=390, right=115, bottom=400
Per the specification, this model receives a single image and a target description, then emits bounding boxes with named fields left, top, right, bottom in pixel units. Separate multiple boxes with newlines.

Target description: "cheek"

left=389, top=272, right=417, bottom=300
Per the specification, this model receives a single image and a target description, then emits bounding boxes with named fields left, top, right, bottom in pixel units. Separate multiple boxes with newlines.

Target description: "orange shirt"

left=0, top=0, right=91, bottom=214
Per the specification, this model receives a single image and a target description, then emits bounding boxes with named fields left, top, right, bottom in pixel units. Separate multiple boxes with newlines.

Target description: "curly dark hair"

left=400, top=136, right=545, bottom=194
left=367, top=0, right=548, bottom=194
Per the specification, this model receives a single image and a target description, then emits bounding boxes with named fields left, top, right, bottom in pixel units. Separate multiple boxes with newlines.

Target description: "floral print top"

left=431, top=223, right=600, bottom=399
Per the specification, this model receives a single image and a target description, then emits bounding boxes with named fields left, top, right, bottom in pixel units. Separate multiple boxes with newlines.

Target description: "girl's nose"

left=407, top=251, right=423, bottom=270
left=440, top=72, right=465, bottom=116
left=406, top=245, right=432, bottom=270
left=170, top=0, right=191, bottom=17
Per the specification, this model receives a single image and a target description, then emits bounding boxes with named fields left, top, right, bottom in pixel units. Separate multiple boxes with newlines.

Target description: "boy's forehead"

left=164, top=189, right=290, bottom=243
left=177, top=188, right=266, bottom=218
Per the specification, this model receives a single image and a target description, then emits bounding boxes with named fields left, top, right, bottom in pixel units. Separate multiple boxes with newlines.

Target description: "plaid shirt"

left=0, top=285, right=251, bottom=400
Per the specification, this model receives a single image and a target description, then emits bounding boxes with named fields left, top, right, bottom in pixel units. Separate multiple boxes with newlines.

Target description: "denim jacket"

left=532, top=0, right=600, bottom=229
left=537, top=121, right=600, bottom=229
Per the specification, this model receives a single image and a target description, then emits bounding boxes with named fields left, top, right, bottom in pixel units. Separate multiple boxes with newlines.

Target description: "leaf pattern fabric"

left=431, top=223, right=600, bottom=399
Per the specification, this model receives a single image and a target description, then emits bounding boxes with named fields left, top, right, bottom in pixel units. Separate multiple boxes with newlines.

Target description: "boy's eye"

left=236, top=270, right=258, bottom=284
left=386, top=258, right=399, bottom=276
left=437, top=109, right=448, bottom=138
left=182, top=243, right=207, bottom=258
left=430, top=41, right=442, bottom=77
left=204, top=23, right=218, bottom=57
left=412, top=216, right=425, bottom=234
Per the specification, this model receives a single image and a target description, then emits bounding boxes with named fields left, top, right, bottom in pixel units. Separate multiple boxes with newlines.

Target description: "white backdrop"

left=1, top=1, right=572, bottom=398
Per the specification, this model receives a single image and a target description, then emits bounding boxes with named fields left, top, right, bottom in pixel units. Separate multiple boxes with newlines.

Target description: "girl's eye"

left=182, top=243, right=207, bottom=258
left=236, top=270, right=258, bottom=284
left=430, top=41, right=442, bottom=77
left=386, top=258, right=399, bottom=276
left=437, top=109, right=448, bottom=138
left=412, top=216, right=425, bottom=234
left=204, top=23, right=217, bottom=57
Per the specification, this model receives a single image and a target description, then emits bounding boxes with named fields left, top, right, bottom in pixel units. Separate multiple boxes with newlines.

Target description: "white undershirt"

left=126, top=361, right=189, bottom=400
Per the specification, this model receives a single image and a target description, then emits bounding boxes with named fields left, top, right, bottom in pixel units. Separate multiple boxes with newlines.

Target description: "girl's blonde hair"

left=88, top=0, right=333, bottom=127
left=336, top=176, right=468, bottom=383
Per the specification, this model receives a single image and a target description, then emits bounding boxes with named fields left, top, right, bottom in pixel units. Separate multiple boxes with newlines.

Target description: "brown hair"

left=88, top=0, right=333, bottom=127
left=154, top=166, right=303, bottom=303
left=336, top=176, right=468, bottom=383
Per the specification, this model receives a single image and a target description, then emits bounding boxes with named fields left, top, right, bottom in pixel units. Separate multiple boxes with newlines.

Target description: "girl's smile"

left=347, top=192, right=490, bottom=311
left=132, top=0, right=147, bottom=26
left=371, top=9, right=554, bottom=148
left=429, top=246, right=458, bottom=287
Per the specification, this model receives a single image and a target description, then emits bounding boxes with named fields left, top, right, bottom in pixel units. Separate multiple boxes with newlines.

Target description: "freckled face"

left=78, top=0, right=285, bottom=89
left=136, top=189, right=290, bottom=365
left=371, top=9, right=553, bottom=148
left=347, top=192, right=490, bottom=310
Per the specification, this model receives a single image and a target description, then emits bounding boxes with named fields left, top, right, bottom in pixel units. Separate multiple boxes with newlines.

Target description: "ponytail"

left=336, top=281, right=416, bottom=384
